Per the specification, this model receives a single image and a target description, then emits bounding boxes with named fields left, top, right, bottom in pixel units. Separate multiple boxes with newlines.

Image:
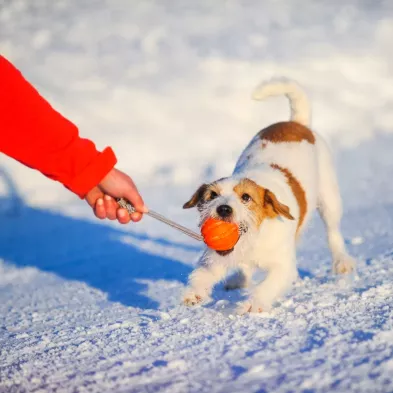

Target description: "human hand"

left=85, top=168, right=148, bottom=224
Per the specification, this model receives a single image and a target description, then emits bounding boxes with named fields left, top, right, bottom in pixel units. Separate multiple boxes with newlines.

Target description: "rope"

left=116, top=198, right=203, bottom=242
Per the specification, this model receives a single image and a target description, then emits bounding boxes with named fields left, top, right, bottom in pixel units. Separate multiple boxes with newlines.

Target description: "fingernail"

left=131, top=212, right=142, bottom=222
left=142, top=205, right=149, bottom=213
left=118, top=209, right=126, bottom=218
left=104, top=195, right=112, bottom=201
left=97, top=198, right=104, bottom=206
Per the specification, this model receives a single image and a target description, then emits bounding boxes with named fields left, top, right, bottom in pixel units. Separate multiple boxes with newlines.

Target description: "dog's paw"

left=183, top=290, right=205, bottom=306
left=236, top=301, right=264, bottom=315
left=333, top=254, right=356, bottom=275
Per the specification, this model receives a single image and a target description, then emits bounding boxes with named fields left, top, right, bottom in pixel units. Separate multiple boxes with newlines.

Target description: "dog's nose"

left=217, top=204, right=233, bottom=218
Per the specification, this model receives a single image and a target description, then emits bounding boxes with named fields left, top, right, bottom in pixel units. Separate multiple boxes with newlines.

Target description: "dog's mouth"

left=216, top=222, right=248, bottom=256
left=216, top=248, right=234, bottom=256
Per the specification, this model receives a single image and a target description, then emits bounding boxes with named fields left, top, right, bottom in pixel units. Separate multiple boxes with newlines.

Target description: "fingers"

left=116, top=208, right=131, bottom=224
left=97, top=167, right=148, bottom=218
left=130, top=212, right=143, bottom=222
left=86, top=186, right=104, bottom=208
left=94, top=198, right=106, bottom=219
left=91, top=194, right=135, bottom=224
left=104, top=195, right=118, bottom=220
left=94, top=195, right=143, bottom=224
left=115, top=209, right=142, bottom=224
left=103, top=196, right=142, bottom=224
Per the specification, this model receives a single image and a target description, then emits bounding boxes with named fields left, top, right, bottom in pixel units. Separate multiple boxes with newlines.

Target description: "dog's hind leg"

left=316, top=136, right=356, bottom=274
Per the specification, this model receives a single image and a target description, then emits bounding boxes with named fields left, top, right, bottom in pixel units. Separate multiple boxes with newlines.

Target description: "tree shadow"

left=0, top=169, right=196, bottom=310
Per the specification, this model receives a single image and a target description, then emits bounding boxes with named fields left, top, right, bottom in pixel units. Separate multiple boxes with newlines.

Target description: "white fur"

left=252, top=78, right=311, bottom=126
left=183, top=78, right=355, bottom=313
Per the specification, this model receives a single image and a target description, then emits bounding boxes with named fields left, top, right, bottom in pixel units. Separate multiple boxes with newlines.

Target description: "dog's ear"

left=183, top=184, right=208, bottom=209
left=264, top=189, right=294, bottom=220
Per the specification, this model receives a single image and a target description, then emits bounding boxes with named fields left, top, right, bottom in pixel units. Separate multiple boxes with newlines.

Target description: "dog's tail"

left=252, top=78, right=310, bottom=127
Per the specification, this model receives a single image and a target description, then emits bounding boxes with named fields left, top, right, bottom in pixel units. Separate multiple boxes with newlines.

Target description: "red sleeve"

left=0, top=55, right=117, bottom=199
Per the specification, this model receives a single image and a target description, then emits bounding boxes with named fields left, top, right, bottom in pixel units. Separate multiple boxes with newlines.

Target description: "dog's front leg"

left=183, top=257, right=228, bottom=306
left=237, top=258, right=297, bottom=314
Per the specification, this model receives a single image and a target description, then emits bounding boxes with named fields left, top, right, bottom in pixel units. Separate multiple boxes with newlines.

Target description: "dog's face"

left=183, top=177, right=294, bottom=237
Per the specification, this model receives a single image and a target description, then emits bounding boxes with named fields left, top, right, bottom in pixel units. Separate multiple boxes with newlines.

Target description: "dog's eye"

left=241, top=193, right=251, bottom=202
left=210, top=191, right=218, bottom=200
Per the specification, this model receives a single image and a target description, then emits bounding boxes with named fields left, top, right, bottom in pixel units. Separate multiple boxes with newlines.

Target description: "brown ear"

left=183, top=184, right=208, bottom=209
left=264, top=189, right=294, bottom=220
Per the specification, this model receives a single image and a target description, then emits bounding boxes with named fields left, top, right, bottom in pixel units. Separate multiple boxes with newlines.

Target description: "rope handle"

left=116, top=198, right=203, bottom=242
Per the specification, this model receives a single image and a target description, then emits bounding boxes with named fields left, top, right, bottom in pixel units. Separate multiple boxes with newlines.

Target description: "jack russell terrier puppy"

left=182, top=78, right=356, bottom=314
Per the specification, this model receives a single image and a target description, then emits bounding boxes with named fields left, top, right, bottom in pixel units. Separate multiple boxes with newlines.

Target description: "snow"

left=1, top=0, right=393, bottom=392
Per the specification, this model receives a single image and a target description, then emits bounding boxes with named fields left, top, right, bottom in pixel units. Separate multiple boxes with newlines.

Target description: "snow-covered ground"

left=1, top=1, right=393, bottom=392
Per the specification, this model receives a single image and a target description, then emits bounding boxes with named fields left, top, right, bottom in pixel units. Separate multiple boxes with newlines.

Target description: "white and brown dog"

left=182, top=78, right=356, bottom=314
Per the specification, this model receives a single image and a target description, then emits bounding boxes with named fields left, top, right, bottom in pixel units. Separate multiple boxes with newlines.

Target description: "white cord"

left=117, top=198, right=203, bottom=242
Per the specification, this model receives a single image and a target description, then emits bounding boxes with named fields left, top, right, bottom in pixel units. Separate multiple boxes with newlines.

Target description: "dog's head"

left=183, top=177, right=294, bottom=253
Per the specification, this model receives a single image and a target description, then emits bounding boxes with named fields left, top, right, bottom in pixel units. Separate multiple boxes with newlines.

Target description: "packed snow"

left=1, top=1, right=393, bottom=392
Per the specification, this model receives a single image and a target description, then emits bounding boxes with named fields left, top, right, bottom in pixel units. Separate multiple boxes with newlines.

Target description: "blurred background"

left=1, top=0, right=392, bottom=227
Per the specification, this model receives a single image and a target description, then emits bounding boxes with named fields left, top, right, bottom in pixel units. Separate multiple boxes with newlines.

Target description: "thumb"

left=99, top=168, right=148, bottom=213
left=124, top=183, right=148, bottom=213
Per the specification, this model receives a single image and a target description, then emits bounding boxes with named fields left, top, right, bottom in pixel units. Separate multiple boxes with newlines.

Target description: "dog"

left=182, top=78, right=356, bottom=314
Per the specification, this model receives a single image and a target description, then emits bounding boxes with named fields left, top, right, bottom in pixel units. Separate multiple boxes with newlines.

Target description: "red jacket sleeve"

left=0, top=55, right=117, bottom=198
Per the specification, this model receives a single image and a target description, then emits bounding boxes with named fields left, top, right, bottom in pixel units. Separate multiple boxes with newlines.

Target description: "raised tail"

left=252, top=78, right=311, bottom=127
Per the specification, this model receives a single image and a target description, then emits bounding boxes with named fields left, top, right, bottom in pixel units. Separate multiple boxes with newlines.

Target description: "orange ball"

left=201, top=218, right=240, bottom=251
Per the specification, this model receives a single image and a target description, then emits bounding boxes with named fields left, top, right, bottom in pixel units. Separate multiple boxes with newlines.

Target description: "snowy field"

left=1, top=0, right=393, bottom=392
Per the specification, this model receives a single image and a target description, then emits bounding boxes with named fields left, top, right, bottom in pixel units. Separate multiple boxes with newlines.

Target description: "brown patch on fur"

left=183, top=183, right=222, bottom=209
left=259, top=121, right=315, bottom=144
left=183, top=184, right=208, bottom=209
left=233, top=179, right=266, bottom=226
left=264, top=189, right=294, bottom=221
left=271, top=164, right=307, bottom=232
left=233, top=179, right=294, bottom=227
